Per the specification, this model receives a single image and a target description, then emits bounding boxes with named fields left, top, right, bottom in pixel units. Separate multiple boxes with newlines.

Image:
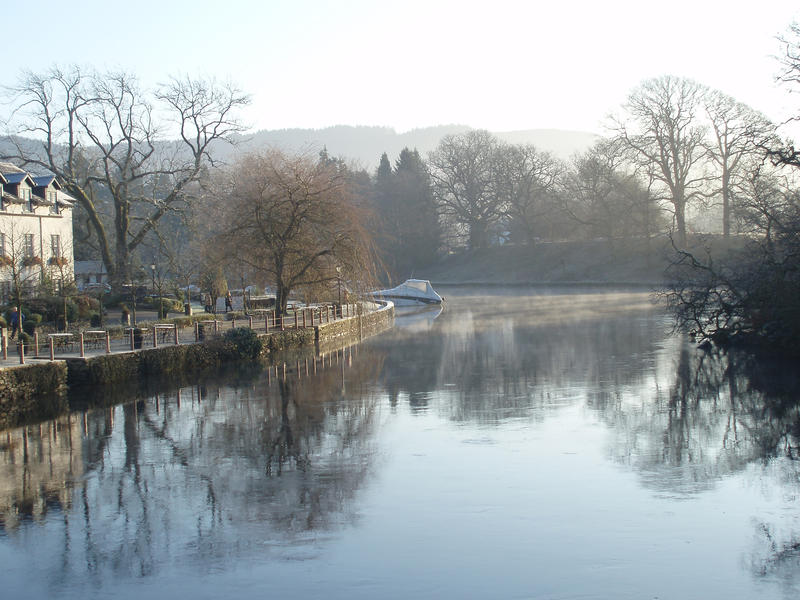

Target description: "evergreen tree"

left=371, top=148, right=440, bottom=281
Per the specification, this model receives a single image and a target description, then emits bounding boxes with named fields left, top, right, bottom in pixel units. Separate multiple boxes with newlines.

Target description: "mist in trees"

left=659, top=24, right=800, bottom=353
left=372, top=148, right=440, bottom=281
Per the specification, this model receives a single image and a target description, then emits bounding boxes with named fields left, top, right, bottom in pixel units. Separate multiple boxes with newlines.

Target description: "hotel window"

left=49, top=191, right=59, bottom=214
left=51, top=234, right=61, bottom=258
left=0, top=232, right=5, bottom=256
left=24, top=233, right=35, bottom=257
left=22, top=187, right=33, bottom=211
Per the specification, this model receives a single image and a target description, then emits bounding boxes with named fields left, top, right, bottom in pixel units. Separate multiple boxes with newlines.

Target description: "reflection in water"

left=1, top=287, right=799, bottom=598
left=0, top=347, right=383, bottom=595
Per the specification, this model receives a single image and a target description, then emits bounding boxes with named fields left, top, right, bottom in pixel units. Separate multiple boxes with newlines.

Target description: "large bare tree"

left=219, top=150, right=379, bottom=315
left=564, top=139, right=663, bottom=242
left=703, top=89, right=774, bottom=237
left=612, top=76, right=708, bottom=246
left=428, top=130, right=503, bottom=250
left=2, top=66, right=248, bottom=286
left=494, top=143, right=564, bottom=244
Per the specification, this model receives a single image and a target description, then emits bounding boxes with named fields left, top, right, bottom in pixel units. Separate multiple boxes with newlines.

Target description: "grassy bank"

left=417, top=235, right=748, bottom=285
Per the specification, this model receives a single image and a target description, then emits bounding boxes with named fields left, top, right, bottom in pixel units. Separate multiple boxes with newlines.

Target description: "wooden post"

left=174, top=324, right=179, bottom=345
left=214, top=320, right=219, bottom=334
left=153, top=327, right=158, bottom=348
left=49, top=337, right=55, bottom=361
left=105, top=332, right=111, bottom=353
left=2, top=330, right=6, bottom=360
left=303, top=309, right=307, bottom=328
left=232, top=317, right=236, bottom=329
left=195, top=321, right=200, bottom=342
left=130, top=329, right=134, bottom=351
left=18, top=342, right=24, bottom=364
left=80, top=333, right=85, bottom=357
left=280, top=314, right=285, bottom=331
left=34, top=332, right=39, bottom=357
left=249, top=316, right=253, bottom=329
left=265, top=315, right=270, bottom=333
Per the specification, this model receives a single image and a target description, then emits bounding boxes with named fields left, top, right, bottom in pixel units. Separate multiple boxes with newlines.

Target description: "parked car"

left=84, top=282, right=112, bottom=294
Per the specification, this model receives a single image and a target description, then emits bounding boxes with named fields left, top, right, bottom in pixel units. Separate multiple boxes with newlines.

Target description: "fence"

left=0, top=303, right=363, bottom=365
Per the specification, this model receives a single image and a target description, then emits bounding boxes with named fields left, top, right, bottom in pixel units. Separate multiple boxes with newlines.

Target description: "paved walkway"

left=0, top=305, right=352, bottom=370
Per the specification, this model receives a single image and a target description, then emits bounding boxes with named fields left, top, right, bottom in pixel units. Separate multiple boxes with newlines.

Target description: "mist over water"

left=1, top=287, right=799, bottom=599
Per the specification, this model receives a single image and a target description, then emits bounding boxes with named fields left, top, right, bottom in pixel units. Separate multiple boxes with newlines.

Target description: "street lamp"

left=150, top=263, right=156, bottom=294
left=336, top=266, right=342, bottom=306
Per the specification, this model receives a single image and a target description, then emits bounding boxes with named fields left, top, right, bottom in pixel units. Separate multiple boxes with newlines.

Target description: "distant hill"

left=2, top=125, right=599, bottom=174
left=229, top=125, right=599, bottom=169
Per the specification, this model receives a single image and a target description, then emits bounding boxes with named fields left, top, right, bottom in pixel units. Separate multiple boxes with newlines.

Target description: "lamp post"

left=336, top=266, right=341, bottom=305
left=150, top=263, right=156, bottom=294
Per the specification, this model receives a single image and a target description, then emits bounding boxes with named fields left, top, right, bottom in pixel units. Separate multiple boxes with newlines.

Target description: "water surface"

left=2, top=287, right=799, bottom=599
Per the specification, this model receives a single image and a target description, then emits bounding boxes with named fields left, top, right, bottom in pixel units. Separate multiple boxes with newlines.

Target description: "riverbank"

left=0, top=302, right=394, bottom=429
left=417, top=235, right=747, bottom=285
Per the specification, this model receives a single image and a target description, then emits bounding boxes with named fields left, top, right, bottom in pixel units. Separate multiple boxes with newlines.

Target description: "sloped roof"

left=1, top=171, right=30, bottom=185
left=32, top=174, right=60, bottom=189
left=0, top=161, right=25, bottom=174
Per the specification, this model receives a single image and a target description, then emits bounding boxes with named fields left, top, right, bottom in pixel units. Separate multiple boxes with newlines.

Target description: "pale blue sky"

left=3, top=0, right=799, bottom=135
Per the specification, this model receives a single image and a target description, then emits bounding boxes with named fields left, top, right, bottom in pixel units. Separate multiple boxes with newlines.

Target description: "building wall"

left=0, top=180, right=74, bottom=301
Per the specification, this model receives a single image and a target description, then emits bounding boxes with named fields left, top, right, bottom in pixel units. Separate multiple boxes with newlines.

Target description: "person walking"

left=225, top=291, right=233, bottom=313
left=9, top=306, right=23, bottom=339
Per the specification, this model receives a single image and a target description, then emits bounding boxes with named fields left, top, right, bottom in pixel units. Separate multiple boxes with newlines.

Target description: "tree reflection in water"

left=0, top=346, right=384, bottom=591
left=2, top=288, right=800, bottom=596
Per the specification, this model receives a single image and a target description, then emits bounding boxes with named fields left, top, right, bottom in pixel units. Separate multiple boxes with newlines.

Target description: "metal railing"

left=1, top=303, right=364, bottom=364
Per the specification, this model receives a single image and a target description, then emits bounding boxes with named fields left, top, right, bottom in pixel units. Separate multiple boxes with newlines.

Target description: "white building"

left=74, top=260, right=109, bottom=289
left=0, top=161, right=75, bottom=301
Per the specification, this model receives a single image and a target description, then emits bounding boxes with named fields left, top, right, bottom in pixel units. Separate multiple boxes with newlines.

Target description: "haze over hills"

left=230, top=125, right=599, bottom=168
left=1, top=125, right=598, bottom=173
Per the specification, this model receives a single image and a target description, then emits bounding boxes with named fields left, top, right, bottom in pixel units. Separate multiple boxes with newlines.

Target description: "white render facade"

left=0, top=161, right=75, bottom=302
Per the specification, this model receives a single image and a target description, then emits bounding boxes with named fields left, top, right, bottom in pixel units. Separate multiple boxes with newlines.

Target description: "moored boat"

left=370, top=279, right=444, bottom=306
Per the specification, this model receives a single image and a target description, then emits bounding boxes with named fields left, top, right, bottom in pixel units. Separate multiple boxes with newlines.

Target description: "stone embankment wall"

left=0, top=303, right=394, bottom=422
left=0, top=362, right=68, bottom=429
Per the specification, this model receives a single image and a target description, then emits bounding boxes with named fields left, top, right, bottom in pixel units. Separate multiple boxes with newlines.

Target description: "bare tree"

left=563, top=139, right=663, bottom=242
left=2, top=67, right=249, bottom=287
left=703, top=89, right=775, bottom=237
left=428, top=130, right=503, bottom=250
left=495, top=143, right=564, bottom=245
left=218, top=150, right=380, bottom=316
left=769, top=22, right=800, bottom=169
left=612, top=76, right=708, bottom=246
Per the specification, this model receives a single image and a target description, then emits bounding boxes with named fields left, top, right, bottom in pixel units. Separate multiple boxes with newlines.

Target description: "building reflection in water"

left=1, top=289, right=799, bottom=595
left=0, top=345, right=384, bottom=586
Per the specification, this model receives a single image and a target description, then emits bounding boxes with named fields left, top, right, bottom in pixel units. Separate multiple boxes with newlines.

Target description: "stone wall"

left=1, top=302, right=395, bottom=426
left=0, top=362, right=68, bottom=428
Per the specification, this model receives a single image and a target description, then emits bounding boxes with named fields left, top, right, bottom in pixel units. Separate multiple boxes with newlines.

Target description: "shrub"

left=90, top=312, right=102, bottom=327
left=24, top=297, right=78, bottom=323
left=74, top=295, right=99, bottom=319
left=222, top=327, right=263, bottom=359
left=22, top=313, right=43, bottom=336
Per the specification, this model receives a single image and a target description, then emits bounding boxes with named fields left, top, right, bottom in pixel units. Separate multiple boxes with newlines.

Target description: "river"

left=1, top=287, right=799, bottom=599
